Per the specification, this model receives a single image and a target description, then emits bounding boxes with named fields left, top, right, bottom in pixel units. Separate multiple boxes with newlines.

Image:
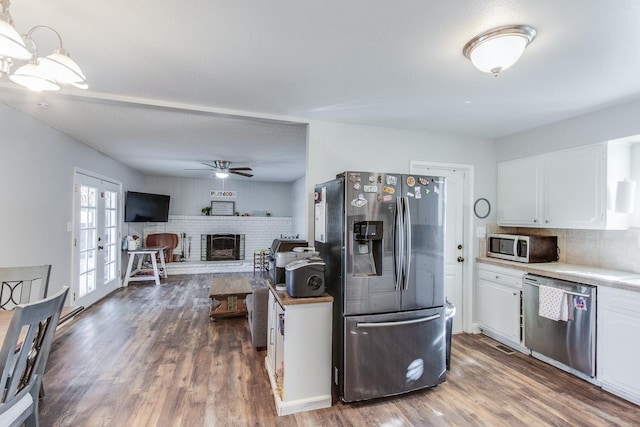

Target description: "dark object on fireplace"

left=201, top=234, right=245, bottom=261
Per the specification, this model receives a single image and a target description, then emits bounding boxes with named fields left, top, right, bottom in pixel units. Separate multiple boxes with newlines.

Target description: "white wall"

left=290, top=175, right=307, bottom=239
left=0, top=103, right=145, bottom=300
left=145, top=176, right=293, bottom=217
left=305, top=120, right=496, bottom=240
left=495, top=99, right=640, bottom=161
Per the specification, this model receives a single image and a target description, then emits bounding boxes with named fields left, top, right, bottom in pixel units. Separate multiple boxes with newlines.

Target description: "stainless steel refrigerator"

left=314, top=171, right=447, bottom=403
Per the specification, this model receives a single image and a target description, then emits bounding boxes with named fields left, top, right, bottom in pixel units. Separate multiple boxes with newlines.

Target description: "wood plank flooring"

left=40, top=273, right=639, bottom=426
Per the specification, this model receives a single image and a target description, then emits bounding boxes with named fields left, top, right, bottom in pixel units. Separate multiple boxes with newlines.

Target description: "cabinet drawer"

left=599, top=287, right=640, bottom=315
left=478, top=268, right=523, bottom=288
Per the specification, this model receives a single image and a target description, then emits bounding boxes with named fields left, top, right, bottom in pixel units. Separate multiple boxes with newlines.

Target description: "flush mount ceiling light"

left=463, top=25, right=536, bottom=77
left=0, top=0, right=87, bottom=91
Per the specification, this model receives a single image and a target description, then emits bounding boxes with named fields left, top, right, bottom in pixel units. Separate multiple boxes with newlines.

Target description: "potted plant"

left=201, top=206, right=212, bottom=216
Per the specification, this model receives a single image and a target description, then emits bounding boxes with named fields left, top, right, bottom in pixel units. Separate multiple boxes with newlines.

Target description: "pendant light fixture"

left=463, top=25, right=536, bottom=77
left=0, top=0, right=87, bottom=91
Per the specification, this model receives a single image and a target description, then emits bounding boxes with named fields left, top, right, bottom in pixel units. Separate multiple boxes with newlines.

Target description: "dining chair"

left=0, top=265, right=51, bottom=311
left=0, top=287, right=68, bottom=427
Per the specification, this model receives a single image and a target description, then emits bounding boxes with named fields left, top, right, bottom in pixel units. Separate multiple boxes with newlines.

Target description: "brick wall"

left=143, top=215, right=294, bottom=274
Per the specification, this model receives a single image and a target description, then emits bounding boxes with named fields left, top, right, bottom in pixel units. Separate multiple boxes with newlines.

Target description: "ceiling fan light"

left=0, top=16, right=31, bottom=60
left=9, top=61, right=60, bottom=91
left=38, top=48, right=88, bottom=89
left=463, top=25, right=536, bottom=76
left=215, top=171, right=229, bottom=179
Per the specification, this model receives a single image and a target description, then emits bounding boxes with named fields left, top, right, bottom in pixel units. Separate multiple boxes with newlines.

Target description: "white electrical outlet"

left=476, top=226, right=486, bottom=238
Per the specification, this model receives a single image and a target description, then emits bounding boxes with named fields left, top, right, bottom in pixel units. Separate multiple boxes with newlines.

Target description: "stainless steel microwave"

left=486, top=234, right=558, bottom=263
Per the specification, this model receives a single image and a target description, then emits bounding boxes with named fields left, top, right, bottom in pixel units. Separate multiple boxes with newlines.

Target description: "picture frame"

left=211, top=201, right=235, bottom=216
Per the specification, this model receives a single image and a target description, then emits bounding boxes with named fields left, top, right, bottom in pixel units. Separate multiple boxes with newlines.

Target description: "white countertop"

left=477, top=256, right=640, bottom=292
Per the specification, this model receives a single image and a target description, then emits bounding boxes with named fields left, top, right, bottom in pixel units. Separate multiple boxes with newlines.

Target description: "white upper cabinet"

left=497, top=142, right=631, bottom=230
left=497, top=155, right=543, bottom=226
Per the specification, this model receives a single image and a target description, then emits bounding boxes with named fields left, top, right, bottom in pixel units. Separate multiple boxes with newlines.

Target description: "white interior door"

left=73, top=171, right=121, bottom=308
left=410, top=165, right=465, bottom=333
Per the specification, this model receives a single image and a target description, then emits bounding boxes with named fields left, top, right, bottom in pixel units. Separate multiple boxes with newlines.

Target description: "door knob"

left=457, top=256, right=465, bottom=262
left=457, top=244, right=463, bottom=250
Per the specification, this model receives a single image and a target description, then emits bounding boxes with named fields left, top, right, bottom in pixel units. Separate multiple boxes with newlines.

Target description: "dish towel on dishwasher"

left=538, top=285, right=569, bottom=321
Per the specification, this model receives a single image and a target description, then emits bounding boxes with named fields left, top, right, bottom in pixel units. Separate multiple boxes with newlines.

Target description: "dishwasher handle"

left=523, top=277, right=591, bottom=298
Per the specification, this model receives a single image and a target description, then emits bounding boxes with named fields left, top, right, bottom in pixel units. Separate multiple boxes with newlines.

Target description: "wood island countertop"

left=268, top=282, right=333, bottom=306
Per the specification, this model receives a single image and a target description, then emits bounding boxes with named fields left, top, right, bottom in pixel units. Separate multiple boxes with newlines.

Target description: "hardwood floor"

left=40, top=273, right=639, bottom=426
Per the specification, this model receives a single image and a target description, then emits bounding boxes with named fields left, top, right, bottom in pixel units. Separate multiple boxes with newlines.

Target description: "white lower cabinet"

left=597, top=286, right=640, bottom=405
left=477, top=263, right=525, bottom=351
left=265, top=285, right=333, bottom=416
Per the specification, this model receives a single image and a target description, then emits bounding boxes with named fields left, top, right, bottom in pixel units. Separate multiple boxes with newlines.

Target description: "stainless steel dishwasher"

left=523, top=274, right=596, bottom=377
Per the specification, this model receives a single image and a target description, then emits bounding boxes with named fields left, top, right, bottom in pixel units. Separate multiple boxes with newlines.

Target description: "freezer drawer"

left=342, top=307, right=446, bottom=402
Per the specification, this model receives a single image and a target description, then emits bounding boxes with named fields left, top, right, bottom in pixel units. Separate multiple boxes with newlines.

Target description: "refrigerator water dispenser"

left=353, top=221, right=383, bottom=276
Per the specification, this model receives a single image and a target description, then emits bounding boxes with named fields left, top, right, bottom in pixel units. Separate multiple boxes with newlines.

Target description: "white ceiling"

left=1, top=0, right=640, bottom=182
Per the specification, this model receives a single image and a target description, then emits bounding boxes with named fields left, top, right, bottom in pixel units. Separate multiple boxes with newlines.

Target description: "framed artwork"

left=211, top=201, right=235, bottom=216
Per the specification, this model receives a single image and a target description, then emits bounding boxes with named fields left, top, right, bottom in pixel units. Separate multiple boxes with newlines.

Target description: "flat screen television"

left=124, top=191, right=170, bottom=222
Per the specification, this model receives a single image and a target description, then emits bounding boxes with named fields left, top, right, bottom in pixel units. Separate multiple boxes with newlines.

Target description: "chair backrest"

left=0, top=287, right=68, bottom=413
left=146, top=233, right=179, bottom=249
left=146, top=234, right=180, bottom=262
left=0, top=265, right=51, bottom=310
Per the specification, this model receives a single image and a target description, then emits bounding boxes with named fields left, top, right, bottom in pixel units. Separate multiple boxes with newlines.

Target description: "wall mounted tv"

left=124, top=191, right=171, bottom=222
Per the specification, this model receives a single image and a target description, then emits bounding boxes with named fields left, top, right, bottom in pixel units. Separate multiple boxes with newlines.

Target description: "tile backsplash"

left=483, top=224, right=640, bottom=273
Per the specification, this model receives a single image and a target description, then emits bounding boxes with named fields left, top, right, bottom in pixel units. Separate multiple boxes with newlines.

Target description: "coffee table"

left=209, top=276, right=253, bottom=320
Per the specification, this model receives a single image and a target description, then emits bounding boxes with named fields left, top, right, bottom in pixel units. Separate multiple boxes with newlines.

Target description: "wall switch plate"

left=67, top=222, right=73, bottom=232
left=476, top=226, right=486, bottom=238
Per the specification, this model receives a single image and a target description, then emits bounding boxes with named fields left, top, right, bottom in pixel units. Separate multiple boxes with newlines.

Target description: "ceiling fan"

left=186, top=160, right=253, bottom=178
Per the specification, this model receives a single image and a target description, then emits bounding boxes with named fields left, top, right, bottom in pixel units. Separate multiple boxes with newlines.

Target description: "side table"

left=124, top=246, right=167, bottom=286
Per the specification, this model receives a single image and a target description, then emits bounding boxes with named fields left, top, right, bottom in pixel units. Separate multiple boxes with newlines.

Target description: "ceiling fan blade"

left=231, top=171, right=253, bottom=177
left=201, top=162, right=217, bottom=168
left=229, top=167, right=252, bottom=171
left=185, top=168, right=215, bottom=171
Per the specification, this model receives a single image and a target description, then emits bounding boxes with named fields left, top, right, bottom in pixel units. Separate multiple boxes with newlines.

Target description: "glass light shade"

left=469, top=35, right=527, bottom=76
left=9, top=62, right=60, bottom=91
left=38, top=48, right=88, bottom=89
left=215, top=171, right=229, bottom=179
left=463, top=25, right=536, bottom=76
left=0, top=17, right=31, bottom=60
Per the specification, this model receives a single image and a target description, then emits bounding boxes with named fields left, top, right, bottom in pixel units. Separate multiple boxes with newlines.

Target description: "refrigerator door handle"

left=403, top=196, right=411, bottom=291
left=356, top=313, right=441, bottom=328
left=394, top=197, right=404, bottom=291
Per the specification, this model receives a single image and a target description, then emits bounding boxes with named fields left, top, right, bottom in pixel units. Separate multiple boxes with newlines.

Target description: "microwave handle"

left=513, top=238, right=518, bottom=258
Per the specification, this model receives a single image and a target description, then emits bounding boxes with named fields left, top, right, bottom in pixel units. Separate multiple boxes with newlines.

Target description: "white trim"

left=71, top=168, right=124, bottom=308
left=409, top=160, right=477, bottom=334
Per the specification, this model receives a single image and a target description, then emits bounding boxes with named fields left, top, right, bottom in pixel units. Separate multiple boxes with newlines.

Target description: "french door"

left=73, top=171, right=122, bottom=308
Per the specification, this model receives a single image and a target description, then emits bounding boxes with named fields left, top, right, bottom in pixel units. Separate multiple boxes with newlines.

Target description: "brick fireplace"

left=143, top=215, right=293, bottom=274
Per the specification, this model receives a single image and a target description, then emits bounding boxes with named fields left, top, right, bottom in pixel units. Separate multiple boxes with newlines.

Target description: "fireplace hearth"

left=201, top=234, right=245, bottom=261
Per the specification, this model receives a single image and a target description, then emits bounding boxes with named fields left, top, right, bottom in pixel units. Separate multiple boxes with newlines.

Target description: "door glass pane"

left=79, top=184, right=98, bottom=298
left=103, top=190, right=118, bottom=283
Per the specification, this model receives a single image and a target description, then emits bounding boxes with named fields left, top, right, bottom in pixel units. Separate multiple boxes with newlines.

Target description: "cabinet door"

left=543, top=144, right=605, bottom=228
left=598, top=288, right=640, bottom=404
left=274, top=301, right=285, bottom=390
left=497, top=156, right=542, bottom=226
left=266, top=290, right=277, bottom=370
left=478, top=278, right=521, bottom=343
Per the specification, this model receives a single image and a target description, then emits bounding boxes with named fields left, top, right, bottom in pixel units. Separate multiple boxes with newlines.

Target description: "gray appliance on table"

left=315, top=171, right=447, bottom=403
left=266, top=239, right=308, bottom=285
left=523, top=274, right=596, bottom=377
